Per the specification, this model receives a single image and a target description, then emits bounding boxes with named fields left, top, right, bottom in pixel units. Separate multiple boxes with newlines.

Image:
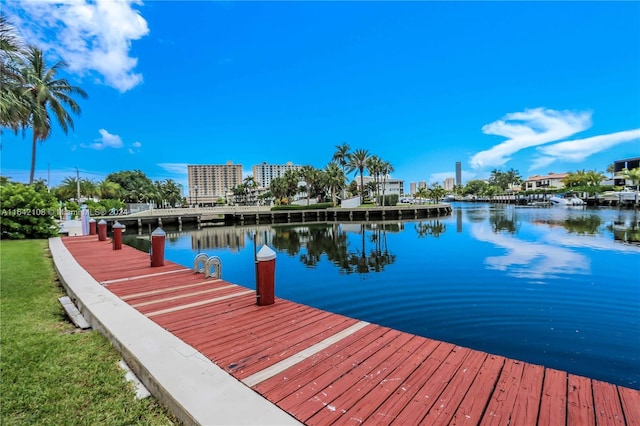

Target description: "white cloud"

left=531, top=129, right=640, bottom=170
left=132, top=141, right=142, bottom=148
left=470, top=108, right=592, bottom=169
left=82, top=128, right=123, bottom=150
left=157, top=163, right=189, bottom=175
left=7, top=0, right=149, bottom=92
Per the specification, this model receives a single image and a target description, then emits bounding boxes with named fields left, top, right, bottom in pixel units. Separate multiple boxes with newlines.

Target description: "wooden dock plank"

left=537, top=368, right=568, bottom=426
left=369, top=341, right=456, bottom=423
left=509, top=363, right=545, bottom=426
left=618, top=386, right=640, bottom=425
left=253, top=324, right=383, bottom=398
left=340, top=338, right=442, bottom=426
left=449, top=354, right=505, bottom=425
left=567, top=374, right=595, bottom=426
left=419, top=349, right=488, bottom=426
left=593, top=380, right=625, bottom=425
left=480, top=358, right=526, bottom=425
left=391, top=345, right=473, bottom=425
left=265, top=326, right=391, bottom=405
left=279, top=329, right=400, bottom=421
left=304, top=331, right=416, bottom=425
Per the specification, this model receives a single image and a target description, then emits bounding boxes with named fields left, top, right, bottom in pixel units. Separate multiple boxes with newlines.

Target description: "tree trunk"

left=29, top=133, right=37, bottom=184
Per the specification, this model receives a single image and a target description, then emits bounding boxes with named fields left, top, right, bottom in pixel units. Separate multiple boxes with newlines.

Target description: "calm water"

left=126, top=203, right=640, bottom=389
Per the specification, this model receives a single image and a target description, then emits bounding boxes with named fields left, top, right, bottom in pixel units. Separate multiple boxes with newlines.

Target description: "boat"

left=549, top=193, right=585, bottom=206
left=599, top=188, right=639, bottom=203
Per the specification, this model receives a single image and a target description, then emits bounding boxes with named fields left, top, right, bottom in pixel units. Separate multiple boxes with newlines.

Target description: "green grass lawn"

left=0, top=240, right=177, bottom=425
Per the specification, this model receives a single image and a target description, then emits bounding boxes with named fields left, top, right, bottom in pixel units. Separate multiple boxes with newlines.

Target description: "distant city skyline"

left=2, top=1, right=638, bottom=192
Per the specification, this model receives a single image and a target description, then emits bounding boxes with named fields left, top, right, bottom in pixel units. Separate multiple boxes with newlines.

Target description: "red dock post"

left=98, top=219, right=107, bottom=241
left=89, top=218, right=97, bottom=235
left=150, top=227, right=166, bottom=267
left=112, top=221, right=125, bottom=250
left=256, top=245, right=276, bottom=306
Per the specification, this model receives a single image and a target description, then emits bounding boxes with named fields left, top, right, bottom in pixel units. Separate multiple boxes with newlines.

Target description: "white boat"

left=599, top=188, right=639, bottom=203
left=549, top=193, right=585, bottom=206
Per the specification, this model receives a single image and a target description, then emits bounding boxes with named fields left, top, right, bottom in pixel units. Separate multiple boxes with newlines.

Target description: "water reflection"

left=272, top=222, right=400, bottom=274
left=471, top=224, right=591, bottom=279
left=415, top=219, right=446, bottom=238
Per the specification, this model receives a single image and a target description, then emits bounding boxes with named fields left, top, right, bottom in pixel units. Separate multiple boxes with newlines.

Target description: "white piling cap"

left=112, top=221, right=125, bottom=229
left=89, top=218, right=96, bottom=223
left=151, top=227, right=166, bottom=237
left=98, top=219, right=107, bottom=225
left=256, top=245, right=276, bottom=261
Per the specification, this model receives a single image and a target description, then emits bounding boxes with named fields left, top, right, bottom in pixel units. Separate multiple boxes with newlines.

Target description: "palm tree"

left=366, top=155, right=383, bottom=204
left=415, top=187, right=429, bottom=204
left=282, top=169, right=300, bottom=202
left=332, top=142, right=350, bottom=198
left=380, top=160, right=394, bottom=206
left=504, top=168, right=522, bottom=190
left=0, top=15, right=28, bottom=133
left=347, top=148, right=370, bottom=204
left=243, top=175, right=258, bottom=205
left=57, top=176, right=80, bottom=200
left=324, top=162, right=346, bottom=207
left=621, top=167, right=640, bottom=191
left=19, top=47, right=88, bottom=184
left=269, top=177, right=287, bottom=204
left=97, top=179, right=121, bottom=200
left=299, top=165, right=317, bottom=206
left=429, top=185, right=446, bottom=203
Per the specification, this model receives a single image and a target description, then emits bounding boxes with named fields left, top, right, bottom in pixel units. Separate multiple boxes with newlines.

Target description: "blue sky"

left=2, top=1, right=639, bottom=193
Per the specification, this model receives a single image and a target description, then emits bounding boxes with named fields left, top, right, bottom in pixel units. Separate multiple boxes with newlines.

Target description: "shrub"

left=1, top=182, right=59, bottom=239
left=377, top=194, right=399, bottom=206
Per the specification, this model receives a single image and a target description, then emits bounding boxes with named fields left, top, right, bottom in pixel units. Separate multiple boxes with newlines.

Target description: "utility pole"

left=75, top=167, right=81, bottom=202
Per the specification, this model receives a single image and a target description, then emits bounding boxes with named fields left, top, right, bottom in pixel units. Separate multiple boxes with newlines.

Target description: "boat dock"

left=96, top=204, right=452, bottom=233
left=50, top=236, right=640, bottom=425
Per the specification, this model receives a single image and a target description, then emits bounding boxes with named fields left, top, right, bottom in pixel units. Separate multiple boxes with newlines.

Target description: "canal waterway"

left=124, top=203, right=640, bottom=389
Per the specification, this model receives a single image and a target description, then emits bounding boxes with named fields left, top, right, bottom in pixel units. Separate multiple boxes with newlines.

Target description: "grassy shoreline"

left=0, top=239, right=176, bottom=425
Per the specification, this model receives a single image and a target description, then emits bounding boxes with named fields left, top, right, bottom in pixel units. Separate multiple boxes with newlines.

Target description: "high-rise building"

left=188, top=162, right=243, bottom=206
left=443, top=177, right=455, bottom=191
left=418, top=181, right=427, bottom=189
left=410, top=182, right=417, bottom=195
left=455, top=162, right=462, bottom=187
left=252, top=161, right=301, bottom=188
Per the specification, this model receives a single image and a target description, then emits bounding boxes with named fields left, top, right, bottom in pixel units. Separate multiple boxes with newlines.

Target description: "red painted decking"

left=61, top=236, right=640, bottom=425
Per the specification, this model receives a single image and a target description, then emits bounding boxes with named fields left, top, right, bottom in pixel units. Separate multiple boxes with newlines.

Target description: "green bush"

left=377, top=194, right=399, bottom=206
left=1, top=182, right=59, bottom=239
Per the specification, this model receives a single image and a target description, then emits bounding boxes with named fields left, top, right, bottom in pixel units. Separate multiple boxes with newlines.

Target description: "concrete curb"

left=49, top=237, right=300, bottom=426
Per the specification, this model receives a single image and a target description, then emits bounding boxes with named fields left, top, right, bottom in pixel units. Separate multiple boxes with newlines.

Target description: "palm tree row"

left=1, top=16, right=88, bottom=184
left=266, top=143, right=395, bottom=207
left=53, top=175, right=184, bottom=207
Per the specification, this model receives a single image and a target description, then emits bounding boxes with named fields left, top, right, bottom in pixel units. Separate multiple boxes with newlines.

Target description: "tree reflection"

left=415, top=219, right=446, bottom=238
left=489, top=210, right=519, bottom=234
left=564, top=215, right=602, bottom=235
left=607, top=212, right=640, bottom=245
left=271, top=223, right=397, bottom=274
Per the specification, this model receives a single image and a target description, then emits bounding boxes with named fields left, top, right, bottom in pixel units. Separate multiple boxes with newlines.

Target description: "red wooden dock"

left=60, top=236, right=640, bottom=425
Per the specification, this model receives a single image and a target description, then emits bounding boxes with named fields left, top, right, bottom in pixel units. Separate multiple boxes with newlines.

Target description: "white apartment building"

left=360, top=175, right=405, bottom=197
left=252, top=161, right=302, bottom=188
left=188, top=162, right=243, bottom=206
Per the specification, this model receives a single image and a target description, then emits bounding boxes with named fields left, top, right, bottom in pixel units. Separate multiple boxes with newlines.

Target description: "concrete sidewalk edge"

left=49, top=237, right=300, bottom=426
